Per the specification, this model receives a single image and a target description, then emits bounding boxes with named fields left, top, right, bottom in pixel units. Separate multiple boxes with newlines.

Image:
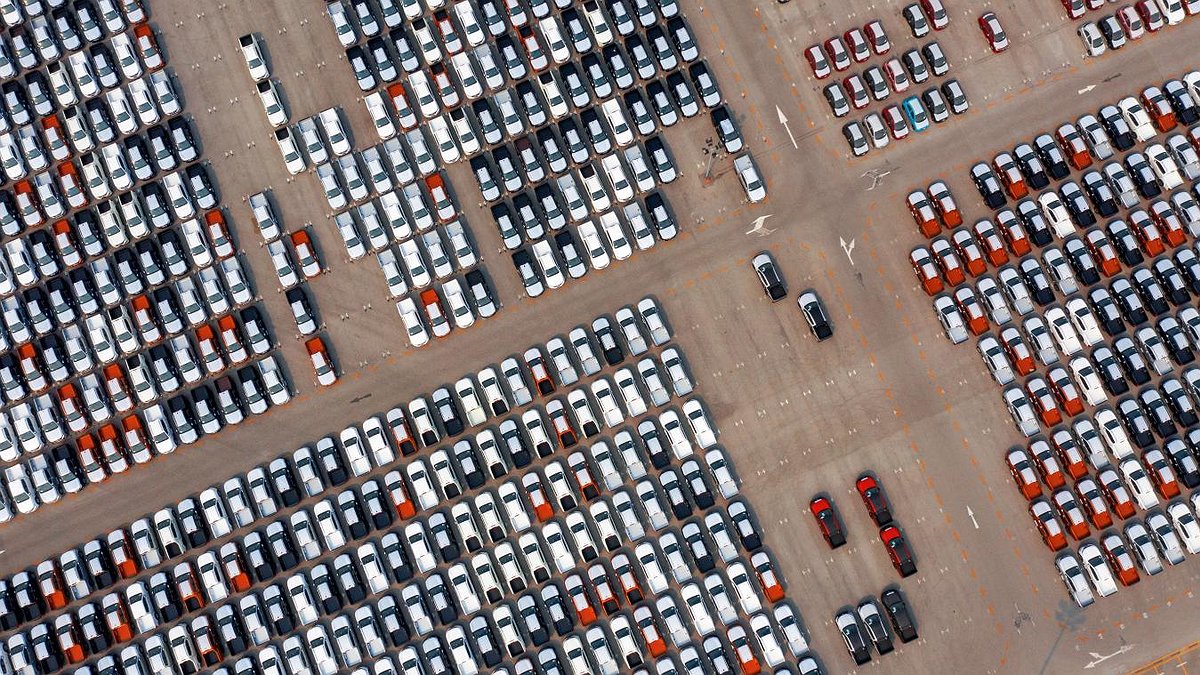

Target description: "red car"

left=1029, top=499, right=1068, bottom=551
left=879, top=525, right=917, bottom=577
left=102, top=594, right=134, bottom=642
left=522, top=473, right=554, bottom=522
left=910, top=247, right=943, bottom=295
left=524, top=347, right=555, bottom=396
left=1142, top=86, right=1177, bottom=132
left=855, top=474, right=893, bottom=526
left=1076, top=478, right=1114, bottom=529
left=908, top=190, right=940, bottom=238
left=1085, top=229, right=1122, bottom=277
left=635, top=606, right=667, bottom=657
left=953, top=287, right=989, bottom=335
left=1047, top=368, right=1085, bottom=418
left=978, top=12, right=1009, bottom=52
left=864, top=20, right=890, bottom=55
left=1129, top=212, right=1165, bottom=257
left=420, top=288, right=450, bottom=338
left=1061, top=0, right=1086, bottom=19
left=928, top=180, right=962, bottom=227
left=882, top=104, right=910, bottom=139
left=425, top=172, right=456, bottom=223
left=929, top=237, right=965, bottom=285
left=52, top=219, right=83, bottom=268
left=972, top=219, right=1009, bottom=266
left=1098, top=468, right=1137, bottom=519
left=1026, top=377, right=1062, bottom=426
left=750, top=551, right=785, bottom=602
left=108, top=530, right=139, bottom=579
left=1150, top=201, right=1186, bottom=248
left=805, top=44, right=831, bottom=79
left=1029, top=439, right=1067, bottom=489
left=1052, top=489, right=1090, bottom=541
left=57, top=160, right=87, bottom=208
left=1144, top=448, right=1181, bottom=499
left=1000, top=328, right=1036, bottom=376
left=921, top=0, right=950, bottom=29
left=997, top=212, right=1032, bottom=256
left=993, top=152, right=1028, bottom=199
left=1101, top=533, right=1140, bottom=586
left=305, top=336, right=336, bottom=386
left=950, top=229, right=987, bottom=277
left=217, top=315, right=248, bottom=364
left=1137, top=0, right=1165, bottom=31
left=133, top=23, right=164, bottom=70
left=824, top=36, right=851, bottom=71
left=386, top=83, right=419, bottom=130
left=729, top=624, right=761, bottom=675
left=203, top=210, right=235, bottom=259
left=1056, top=124, right=1092, bottom=170
left=1006, top=448, right=1043, bottom=500
left=55, top=617, right=85, bottom=664
left=121, top=415, right=149, bottom=462
left=36, top=561, right=67, bottom=610
left=1050, top=428, right=1087, bottom=480
left=387, top=471, right=417, bottom=519
left=844, top=74, right=870, bottom=109
left=844, top=27, right=870, bottom=62
left=565, top=573, right=598, bottom=625
left=14, top=179, right=43, bottom=227
left=809, top=496, right=846, bottom=548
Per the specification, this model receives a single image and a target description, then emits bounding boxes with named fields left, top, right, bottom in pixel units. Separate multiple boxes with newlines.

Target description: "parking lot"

left=5, top=0, right=1200, bottom=673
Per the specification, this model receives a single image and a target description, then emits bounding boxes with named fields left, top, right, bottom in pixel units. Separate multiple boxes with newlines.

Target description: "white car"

left=239, top=33, right=270, bottom=82
left=532, top=239, right=566, bottom=290
left=682, top=399, right=717, bottom=448
left=397, top=297, right=430, bottom=348
left=1119, top=458, right=1159, bottom=510
left=442, top=278, right=475, bottom=329
left=1056, top=553, right=1095, bottom=608
left=598, top=212, right=632, bottom=261
left=318, top=108, right=352, bottom=157
left=257, top=80, right=287, bottom=128
left=316, top=163, right=347, bottom=211
left=1044, top=306, right=1082, bottom=356
left=1117, top=96, right=1155, bottom=143
left=733, top=154, right=766, bottom=203
left=1037, top=191, right=1074, bottom=239
left=1146, top=143, right=1184, bottom=189
left=364, top=91, right=396, bottom=140
left=274, top=127, right=307, bottom=175
left=1078, top=542, right=1118, bottom=597
left=1168, top=500, right=1200, bottom=554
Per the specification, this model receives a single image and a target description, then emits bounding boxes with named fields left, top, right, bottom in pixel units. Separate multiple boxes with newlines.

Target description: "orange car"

left=76, top=433, right=108, bottom=484
left=121, top=414, right=151, bottom=464
left=174, top=562, right=206, bottom=611
left=195, top=324, right=223, bottom=375
left=909, top=247, right=943, bottom=296
left=565, top=573, right=597, bottom=625
left=36, top=560, right=67, bottom=610
left=14, top=179, right=43, bottom=227
left=203, top=210, right=235, bottom=259
left=216, top=315, right=248, bottom=364
left=522, top=473, right=554, bottom=522
left=1102, top=533, right=1140, bottom=586
left=221, top=544, right=251, bottom=592
left=107, top=530, right=139, bottom=579
left=102, top=594, right=134, bottom=643
left=425, top=172, right=456, bottom=223
left=751, top=551, right=785, bottom=602
left=133, top=23, right=164, bottom=70
left=41, top=114, right=67, bottom=156
left=97, top=423, right=130, bottom=474
left=908, top=190, right=940, bottom=237
left=635, top=606, right=667, bottom=657
left=130, top=294, right=161, bottom=342
left=386, top=472, right=417, bottom=519
left=52, top=219, right=83, bottom=268
left=928, top=181, right=962, bottom=227
left=1076, top=478, right=1114, bottom=530
left=386, top=83, right=418, bottom=130
left=56, top=160, right=87, bottom=208
left=1142, top=86, right=1177, bottom=132
left=54, top=615, right=86, bottom=664
left=1052, top=489, right=1090, bottom=541
left=305, top=336, right=337, bottom=386
left=993, top=152, right=1027, bottom=199
left=1056, top=124, right=1092, bottom=170
left=104, top=363, right=134, bottom=413
left=1005, top=448, right=1043, bottom=500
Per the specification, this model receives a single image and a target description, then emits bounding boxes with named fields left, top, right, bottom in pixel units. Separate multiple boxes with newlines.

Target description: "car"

left=804, top=44, right=831, bottom=79
left=978, top=11, right=1008, bottom=51
left=856, top=474, right=893, bottom=526
left=908, top=190, right=940, bottom=237
left=835, top=609, right=870, bottom=665
left=879, top=525, right=917, bottom=577
left=733, top=154, right=766, bottom=203
left=752, top=252, right=786, bottom=301
left=809, top=496, right=845, bottom=548
left=305, top=337, right=336, bottom=387
left=798, top=291, right=833, bottom=340
left=972, top=163, right=1006, bottom=209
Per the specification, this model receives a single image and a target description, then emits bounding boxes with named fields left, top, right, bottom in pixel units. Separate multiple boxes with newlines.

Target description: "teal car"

left=902, top=97, right=930, bottom=133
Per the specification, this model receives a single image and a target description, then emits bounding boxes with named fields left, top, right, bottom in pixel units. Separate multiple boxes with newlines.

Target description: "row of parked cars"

left=1078, top=0, right=1200, bottom=55
left=0, top=9, right=286, bottom=519
left=1, top=292, right=816, bottom=672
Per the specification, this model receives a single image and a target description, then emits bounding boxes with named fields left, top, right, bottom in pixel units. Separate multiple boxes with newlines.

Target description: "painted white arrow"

left=967, top=506, right=979, bottom=529
left=746, top=214, right=776, bottom=237
left=777, top=106, right=798, bottom=149
left=1077, top=84, right=1096, bottom=95
left=1083, top=644, right=1134, bottom=669
left=839, top=237, right=856, bottom=265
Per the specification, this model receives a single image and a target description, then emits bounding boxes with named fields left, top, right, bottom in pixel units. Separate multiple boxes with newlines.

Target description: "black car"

left=1161, top=319, right=1195, bottom=365
left=1166, top=437, right=1200, bottom=488
left=1015, top=200, right=1053, bottom=247
left=540, top=584, right=575, bottom=636
left=1117, top=398, right=1155, bottom=448
left=465, top=269, right=496, bottom=316
left=242, top=532, right=276, bottom=582
left=1019, top=258, right=1055, bottom=306
left=269, top=459, right=301, bottom=507
left=753, top=252, right=786, bottom=301
left=337, top=493, right=370, bottom=540
left=1106, top=221, right=1144, bottom=267
left=1013, top=143, right=1050, bottom=190
left=1113, top=338, right=1151, bottom=386
left=1164, top=79, right=1200, bottom=125
left=836, top=611, right=872, bottom=665
left=1153, top=260, right=1190, bottom=306
left=1125, top=152, right=1162, bottom=198
left=1092, top=346, right=1130, bottom=395
left=645, top=191, right=677, bottom=239
left=799, top=291, right=833, bottom=340
left=970, top=162, right=1006, bottom=209
left=1141, top=389, right=1177, bottom=438
left=881, top=588, right=919, bottom=642
left=593, top=317, right=624, bottom=365
left=453, top=441, right=485, bottom=490
left=1060, top=181, right=1096, bottom=227
left=1099, top=105, right=1135, bottom=151
left=1081, top=171, right=1118, bottom=217
left=1033, top=134, right=1070, bottom=180
left=1131, top=268, right=1169, bottom=316
left=1164, top=379, right=1200, bottom=428
left=1064, top=238, right=1100, bottom=286
left=1111, top=278, right=1148, bottom=326
left=316, top=440, right=349, bottom=486
left=1175, top=249, right=1200, bottom=294
left=711, top=104, right=743, bottom=153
